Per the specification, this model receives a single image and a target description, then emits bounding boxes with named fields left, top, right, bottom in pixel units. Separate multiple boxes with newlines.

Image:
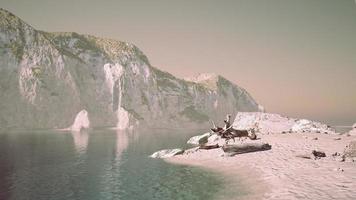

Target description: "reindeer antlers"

left=209, top=120, right=217, bottom=128
left=222, top=125, right=233, bottom=133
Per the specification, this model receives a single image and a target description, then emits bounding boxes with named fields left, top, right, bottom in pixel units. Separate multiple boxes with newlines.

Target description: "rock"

left=332, top=152, right=341, bottom=157
left=343, top=141, right=356, bottom=158
left=333, top=168, right=344, bottom=172
left=292, top=119, right=332, bottom=134
left=312, top=150, right=326, bottom=158
left=184, top=147, right=200, bottom=154
left=348, top=126, right=356, bottom=136
left=344, top=157, right=355, bottom=163
left=150, top=149, right=184, bottom=158
left=347, top=123, right=356, bottom=135
left=333, top=137, right=341, bottom=140
left=337, top=156, right=346, bottom=162
left=233, top=112, right=294, bottom=134
left=312, top=137, right=318, bottom=140
left=207, top=134, right=220, bottom=143
left=187, top=133, right=210, bottom=145
left=70, top=110, right=90, bottom=132
left=332, top=152, right=345, bottom=162
left=232, top=112, right=335, bottom=135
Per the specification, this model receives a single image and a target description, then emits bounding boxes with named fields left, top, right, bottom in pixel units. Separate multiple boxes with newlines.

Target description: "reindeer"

left=210, top=114, right=257, bottom=144
left=210, top=120, right=224, bottom=134
left=225, top=125, right=257, bottom=141
left=210, top=115, right=232, bottom=137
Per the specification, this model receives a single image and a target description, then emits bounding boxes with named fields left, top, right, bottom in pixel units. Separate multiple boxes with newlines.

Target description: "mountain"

left=0, top=8, right=262, bottom=130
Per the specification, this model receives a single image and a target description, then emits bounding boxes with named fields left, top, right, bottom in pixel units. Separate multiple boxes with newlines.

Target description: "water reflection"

left=71, top=130, right=89, bottom=154
left=115, top=130, right=129, bottom=159
left=0, top=129, right=227, bottom=200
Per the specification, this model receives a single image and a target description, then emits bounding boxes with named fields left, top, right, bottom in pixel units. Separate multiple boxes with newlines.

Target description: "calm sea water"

left=0, top=128, right=236, bottom=200
left=332, top=126, right=352, bottom=134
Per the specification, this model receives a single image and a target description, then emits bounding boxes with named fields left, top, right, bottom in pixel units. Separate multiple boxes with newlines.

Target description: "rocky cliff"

left=0, top=8, right=262, bottom=129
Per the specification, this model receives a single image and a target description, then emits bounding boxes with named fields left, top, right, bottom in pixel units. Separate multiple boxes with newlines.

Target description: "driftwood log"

left=222, top=143, right=271, bottom=156
left=199, top=144, right=220, bottom=150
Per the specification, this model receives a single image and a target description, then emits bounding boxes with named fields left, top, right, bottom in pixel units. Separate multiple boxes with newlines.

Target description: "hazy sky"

left=1, top=0, right=356, bottom=125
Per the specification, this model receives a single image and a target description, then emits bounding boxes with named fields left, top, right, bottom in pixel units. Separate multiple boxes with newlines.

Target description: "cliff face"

left=0, top=8, right=262, bottom=129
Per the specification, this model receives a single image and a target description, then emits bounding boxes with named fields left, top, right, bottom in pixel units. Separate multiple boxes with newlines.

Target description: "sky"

left=1, top=0, right=356, bottom=125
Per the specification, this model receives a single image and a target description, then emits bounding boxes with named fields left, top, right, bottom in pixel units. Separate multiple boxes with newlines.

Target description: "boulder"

left=70, top=110, right=90, bottom=132
left=184, top=147, right=200, bottom=155
left=333, top=168, right=344, bottom=172
left=187, top=133, right=210, bottom=145
left=343, top=141, right=356, bottom=158
left=312, top=150, right=326, bottom=158
left=348, top=124, right=356, bottom=136
left=150, top=149, right=184, bottom=158
left=207, top=133, right=220, bottom=143
left=348, top=130, right=356, bottom=136
left=332, top=152, right=345, bottom=162
left=292, top=119, right=331, bottom=133
left=232, top=112, right=334, bottom=134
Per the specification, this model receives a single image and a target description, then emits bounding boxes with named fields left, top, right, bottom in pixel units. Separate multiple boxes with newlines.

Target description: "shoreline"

left=166, top=133, right=356, bottom=200
left=166, top=154, right=269, bottom=200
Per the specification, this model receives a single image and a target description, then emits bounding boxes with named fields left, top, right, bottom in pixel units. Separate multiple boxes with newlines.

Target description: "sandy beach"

left=167, top=132, right=356, bottom=200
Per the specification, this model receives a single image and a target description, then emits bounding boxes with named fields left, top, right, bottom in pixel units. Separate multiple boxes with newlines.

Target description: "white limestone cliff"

left=0, top=8, right=261, bottom=130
